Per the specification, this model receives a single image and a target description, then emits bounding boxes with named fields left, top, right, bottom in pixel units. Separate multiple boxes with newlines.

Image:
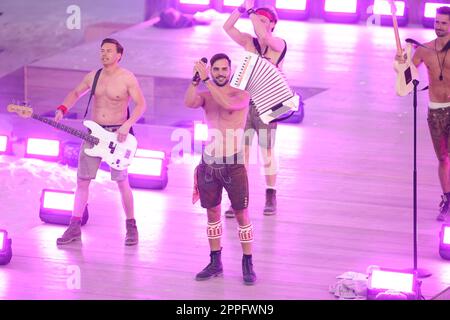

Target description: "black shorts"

left=196, top=153, right=249, bottom=210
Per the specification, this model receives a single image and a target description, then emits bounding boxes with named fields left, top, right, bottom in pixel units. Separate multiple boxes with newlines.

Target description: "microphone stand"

left=408, top=79, right=432, bottom=279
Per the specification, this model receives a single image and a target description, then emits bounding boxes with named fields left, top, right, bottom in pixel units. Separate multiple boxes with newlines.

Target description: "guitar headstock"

left=7, top=104, right=33, bottom=118
left=387, top=0, right=397, bottom=15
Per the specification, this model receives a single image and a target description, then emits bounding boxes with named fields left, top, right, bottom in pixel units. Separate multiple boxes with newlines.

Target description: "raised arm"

left=184, top=83, right=205, bottom=109
left=245, top=1, right=285, bottom=52
left=223, top=6, right=253, bottom=48
left=184, top=64, right=206, bottom=109
left=195, top=61, right=249, bottom=111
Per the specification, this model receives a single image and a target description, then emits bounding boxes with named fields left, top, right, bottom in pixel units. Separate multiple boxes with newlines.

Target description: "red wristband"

left=57, top=105, right=68, bottom=115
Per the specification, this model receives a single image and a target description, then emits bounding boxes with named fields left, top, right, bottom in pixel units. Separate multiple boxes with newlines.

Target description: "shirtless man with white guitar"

left=54, top=38, right=146, bottom=245
left=396, top=6, right=450, bottom=221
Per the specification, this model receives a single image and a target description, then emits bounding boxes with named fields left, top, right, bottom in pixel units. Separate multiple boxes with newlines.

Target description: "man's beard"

left=436, top=29, right=448, bottom=38
left=213, top=77, right=228, bottom=87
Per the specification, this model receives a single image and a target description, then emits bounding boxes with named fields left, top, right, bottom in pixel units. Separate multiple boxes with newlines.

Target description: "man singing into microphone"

left=184, top=53, right=256, bottom=285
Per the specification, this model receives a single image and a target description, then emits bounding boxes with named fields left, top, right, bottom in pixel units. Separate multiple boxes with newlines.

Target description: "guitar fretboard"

left=32, top=114, right=99, bottom=145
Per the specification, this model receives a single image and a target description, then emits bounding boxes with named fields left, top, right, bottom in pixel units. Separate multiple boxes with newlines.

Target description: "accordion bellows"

left=230, top=51, right=300, bottom=124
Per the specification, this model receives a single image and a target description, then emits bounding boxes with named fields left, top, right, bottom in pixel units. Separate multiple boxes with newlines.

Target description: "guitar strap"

left=83, top=68, right=135, bottom=136
left=406, top=38, right=450, bottom=53
left=84, top=68, right=102, bottom=119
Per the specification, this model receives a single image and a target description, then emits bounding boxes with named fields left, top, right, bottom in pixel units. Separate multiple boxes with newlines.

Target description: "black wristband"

left=247, top=8, right=255, bottom=16
left=237, top=6, right=245, bottom=14
left=202, top=77, right=210, bottom=83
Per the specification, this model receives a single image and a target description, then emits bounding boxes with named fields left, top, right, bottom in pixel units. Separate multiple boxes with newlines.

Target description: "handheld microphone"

left=192, top=57, right=208, bottom=82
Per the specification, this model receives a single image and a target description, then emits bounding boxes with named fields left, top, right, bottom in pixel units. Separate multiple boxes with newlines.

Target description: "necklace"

left=435, top=39, right=449, bottom=81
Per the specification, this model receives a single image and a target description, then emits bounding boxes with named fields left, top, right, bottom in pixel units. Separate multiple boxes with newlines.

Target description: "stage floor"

left=1, top=16, right=449, bottom=300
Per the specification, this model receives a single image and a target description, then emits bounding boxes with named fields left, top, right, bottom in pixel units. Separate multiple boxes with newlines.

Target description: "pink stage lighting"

left=424, top=2, right=450, bottom=18
left=179, top=0, right=210, bottom=4
left=194, top=122, right=209, bottom=141
left=323, top=0, right=360, bottom=23
left=324, top=0, right=358, bottom=13
left=0, top=229, right=12, bottom=265
left=40, top=189, right=89, bottom=225
left=373, top=0, right=405, bottom=16
left=373, top=0, right=408, bottom=26
left=128, top=150, right=169, bottom=189
left=135, top=148, right=165, bottom=159
left=275, top=0, right=307, bottom=11
left=178, top=0, right=211, bottom=14
left=223, top=0, right=241, bottom=7
left=439, top=224, right=450, bottom=260
left=129, top=157, right=164, bottom=177
left=0, top=135, right=9, bottom=154
left=26, top=138, right=60, bottom=160
left=0, top=230, right=5, bottom=251
left=367, top=268, right=419, bottom=300
left=221, top=0, right=243, bottom=12
left=275, top=0, right=309, bottom=20
left=423, top=3, right=450, bottom=28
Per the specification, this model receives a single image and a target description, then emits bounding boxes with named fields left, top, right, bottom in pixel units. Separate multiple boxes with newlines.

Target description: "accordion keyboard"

left=231, top=51, right=299, bottom=124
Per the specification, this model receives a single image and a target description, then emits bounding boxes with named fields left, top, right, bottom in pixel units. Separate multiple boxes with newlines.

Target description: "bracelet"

left=57, top=105, right=68, bottom=115
left=202, top=77, right=210, bottom=83
left=237, top=6, right=245, bottom=14
left=247, top=8, right=255, bottom=16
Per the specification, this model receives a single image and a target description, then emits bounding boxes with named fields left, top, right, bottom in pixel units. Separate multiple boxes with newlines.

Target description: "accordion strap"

left=252, top=37, right=268, bottom=57
left=252, top=38, right=287, bottom=68
left=276, top=40, right=287, bottom=67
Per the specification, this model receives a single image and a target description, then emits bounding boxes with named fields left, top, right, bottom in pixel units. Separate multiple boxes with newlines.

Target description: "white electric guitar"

left=7, top=104, right=137, bottom=171
left=389, top=0, right=419, bottom=96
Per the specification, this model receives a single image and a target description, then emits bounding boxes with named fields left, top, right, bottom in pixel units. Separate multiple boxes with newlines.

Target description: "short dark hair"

left=101, top=38, right=124, bottom=55
left=210, top=53, right=231, bottom=68
left=437, top=6, right=450, bottom=18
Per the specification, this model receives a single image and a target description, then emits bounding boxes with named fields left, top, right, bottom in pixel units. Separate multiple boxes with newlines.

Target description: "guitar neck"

left=31, top=113, right=98, bottom=145
left=391, top=7, right=403, bottom=55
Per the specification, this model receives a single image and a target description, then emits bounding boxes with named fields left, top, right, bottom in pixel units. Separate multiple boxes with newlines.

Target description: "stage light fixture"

left=39, top=189, right=89, bottom=225
left=0, top=230, right=12, bottom=265
left=26, top=138, right=61, bottom=161
left=367, top=267, right=421, bottom=300
left=275, top=0, right=309, bottom=21
left=373, top=0, right=408, bottom=27
left=423, top=2, right=450, bottom=28
left=128, top=149, right=169, bottom=190
left=323, top=0, right=360, bottom=23
left=0, top=135, right=10, bottom=154
left=439, top=223, right=450, bottom=260
left=178, top=0, right=211, bottom=14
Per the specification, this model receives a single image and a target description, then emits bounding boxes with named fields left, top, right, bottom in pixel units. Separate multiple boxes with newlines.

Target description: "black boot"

left=242, top=254, right=256, bottom=285
left=196, top=249, right=223, bottom=281
left=263, top=188, right=277, bottom=215
left=125, top=218, right=139, bottom=246
left=437, top=193, right=450, bottom=221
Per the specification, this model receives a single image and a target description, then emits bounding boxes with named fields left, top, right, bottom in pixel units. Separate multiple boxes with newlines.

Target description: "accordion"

left=230, top=51, right=300, bottom=124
